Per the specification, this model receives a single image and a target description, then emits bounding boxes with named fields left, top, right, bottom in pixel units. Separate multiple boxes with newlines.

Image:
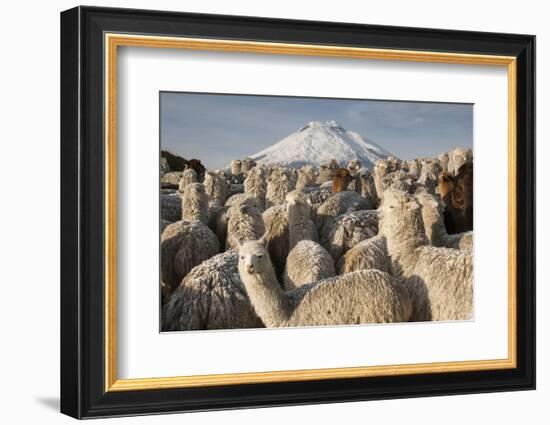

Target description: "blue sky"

left=160, top=92, right=473, bottom=169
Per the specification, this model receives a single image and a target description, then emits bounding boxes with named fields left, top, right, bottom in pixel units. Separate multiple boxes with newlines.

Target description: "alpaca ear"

left=230, top=235, right=244, bottom=250
left=257, top=233, right=268, bottom=246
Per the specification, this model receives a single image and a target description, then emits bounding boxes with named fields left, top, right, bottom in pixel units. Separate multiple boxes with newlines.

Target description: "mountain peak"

left=299, top=120, right=345, bottom=132
left=250, top=121, right=396, bottom=169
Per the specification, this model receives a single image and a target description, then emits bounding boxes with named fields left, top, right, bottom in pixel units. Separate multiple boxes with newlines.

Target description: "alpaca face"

left=238, top=241, right=269, bottom=274
left=378, top=189, right=422, bottom=239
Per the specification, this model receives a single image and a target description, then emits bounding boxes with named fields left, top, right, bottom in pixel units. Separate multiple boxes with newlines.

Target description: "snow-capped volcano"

left=250, top=120, right=395, bottom=169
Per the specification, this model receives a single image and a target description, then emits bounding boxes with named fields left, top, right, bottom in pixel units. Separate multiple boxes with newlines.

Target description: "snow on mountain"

left=249, top=120, right=396, bottom=169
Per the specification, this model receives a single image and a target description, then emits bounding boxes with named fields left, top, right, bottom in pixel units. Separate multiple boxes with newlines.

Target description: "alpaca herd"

left=159, top=147, right=474, bottom=331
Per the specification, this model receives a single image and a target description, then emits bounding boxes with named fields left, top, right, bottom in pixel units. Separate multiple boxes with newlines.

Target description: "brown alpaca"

left=186, top=159, right=206, bottom=182
left=332, top=168, right=353, bottom=193
left=438, top=172, right=457, bottom=234
left=451, top=162, right=473, bottom=232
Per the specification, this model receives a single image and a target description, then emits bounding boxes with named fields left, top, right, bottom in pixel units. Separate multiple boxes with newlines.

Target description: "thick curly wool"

left=379, top=170, right=416, bottom=199
left=316, top=163, right=332, bottom=184
left=178, top=168, right=198, bottom=193
left=161, top=171, right=184, bottom=186
left=417, top=159, right=442, bottom=194
left=237, top=240, right=411, bottom=327
left=336, top=235, right=389, bottom=274
left=230, top=159, right=242, bottom=176
left=448, top=147, right=473, bottom=175
left=162, top=250, right=264, bottom=331
left=415, top=190, right=473, bottom=251
left=360, top=172, right=377, bottom=206
left=204, top=171, right=230, bottom=205
left=207, top=201, right=229, bottom=247
left=438, top=152, right=450, bottom=173
left=160, top=220, right=220, bottom=294
left=301, top=186, right=332, bottom=207
left=181, top=183, right=208, bottom=224
left=408, top=159, right=422, bottom=179
left=244, top=167, right=267, bottom=209
left=161, top=193, right=182, bottom=223
left=296, top=165, right=318, bottom=190
left=283, top=240, right=335, bottom=290
left=262, top=204, right=289, bottom=278
left=378, top=188, right=473, bottom=321
left=229, top=183, right=244, bottom=197
left=241, top=157, right=257, bottom=173
left=320, top=210, right=378, bottom=262
left=225, top=193, right=257, bottom=208
left=266, top=170, right=293, bottom=208
left=226, top=201, right=266, bottom=250
left=315, top=191, right=371, bottom=234
left=286, top=191, right=318, bottom=250
left=373, top=160, right=393, bottom=203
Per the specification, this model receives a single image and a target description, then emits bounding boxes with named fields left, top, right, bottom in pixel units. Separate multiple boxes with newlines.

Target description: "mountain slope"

left=250, top=120, right=395, bottom=169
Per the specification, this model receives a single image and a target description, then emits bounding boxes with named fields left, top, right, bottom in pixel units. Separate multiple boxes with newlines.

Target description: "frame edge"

left=60, top=6, right=83, bottom=420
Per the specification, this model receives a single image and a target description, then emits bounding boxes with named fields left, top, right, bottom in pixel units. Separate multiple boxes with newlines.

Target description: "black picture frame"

left=60, top=5, right=536, bottom=419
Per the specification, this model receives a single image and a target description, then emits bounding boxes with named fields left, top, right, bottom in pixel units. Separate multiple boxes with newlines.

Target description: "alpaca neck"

left=182, top=194, right=208, bottom=224
left=422, top=204, right=448, bottom=246
left=241, top=262, right=292, bottom=327
left=288, top=203, right=312, bottom=250
left=384, top=216, right=427, bottom=277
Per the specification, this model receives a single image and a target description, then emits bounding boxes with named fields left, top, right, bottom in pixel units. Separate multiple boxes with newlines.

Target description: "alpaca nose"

left=247, top=264, right=254, bottom=273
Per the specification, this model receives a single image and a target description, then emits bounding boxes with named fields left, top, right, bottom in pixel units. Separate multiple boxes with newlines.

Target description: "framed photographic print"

left=60, top=6, right=536, bottom=419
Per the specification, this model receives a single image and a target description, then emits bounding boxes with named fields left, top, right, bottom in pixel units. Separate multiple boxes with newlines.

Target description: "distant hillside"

left=161, top=150, right=187, bottom=171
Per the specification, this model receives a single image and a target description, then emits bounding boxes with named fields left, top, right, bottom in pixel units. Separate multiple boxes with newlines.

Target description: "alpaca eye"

left=240, top=256, right=244, bottom=260
left=257, top=255, right=263, bottom=259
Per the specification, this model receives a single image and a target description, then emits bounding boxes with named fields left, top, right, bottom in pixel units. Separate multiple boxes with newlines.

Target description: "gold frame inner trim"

left=104, top=33, right=518, bottom=392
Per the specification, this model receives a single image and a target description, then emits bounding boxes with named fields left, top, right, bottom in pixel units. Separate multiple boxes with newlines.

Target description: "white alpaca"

left=408, top=159, right=422, bottom=179
left=315, top=191, right=371, bottom=234
left=181, top=182, right=208, bottom=223
left=336, top=235, right=389, bottom=274
left=359, top=170, right=377, bottom=205
left=237, top=238, right=412, bottom=327
left=295, top=165, right=318, bottom=190
left=178, top=168, right=198, bottom=193
left=266, top=169, right=293, bottom=208
left=161, top=221, right=220, bottom=296
left=244, top=166, right=267, bottom=209
left=225, top=199, right=265, bottom=251
left=160, top=193, right=182, bottom=223
left=373, top=159, right=394, bottom=204
left=283, top=191, right=334, bottom=290
left=204, top=170, right=230, bottom=205
left=161, top=171, right=184, bottom=186
left=286, top=190, right=318, bottom=250
left=415, top=189, right=473, bottom=251
left=162, top=250, right=263, bottom=331
left=448, top=147, right=473, bottom=175
left=241, top=157, right=257, bottom=173
left=417, top=159, right=442, bottom=194
left=320, top=210, right=378, bottom=262
left=378, top=188, right=473, bottom=322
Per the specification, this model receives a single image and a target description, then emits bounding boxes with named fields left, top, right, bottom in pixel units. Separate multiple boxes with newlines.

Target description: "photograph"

left=159, top=92, right=474, bottom=331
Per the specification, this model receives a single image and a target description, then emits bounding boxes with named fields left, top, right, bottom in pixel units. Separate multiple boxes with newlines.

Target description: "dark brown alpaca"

left=451, top=162, right=473, bottom=232
left=438, top=172, right=457, bottom=234
left=186, top=159, right=206, bottom=182
left=332, top=168, right=353, bottom=193
left=437, top=164, right=473, bottom=234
